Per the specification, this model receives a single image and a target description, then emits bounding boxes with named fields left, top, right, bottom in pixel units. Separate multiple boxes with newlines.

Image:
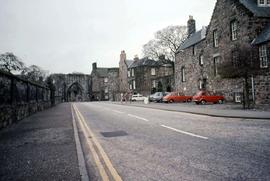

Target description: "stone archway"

left=67, top=82, right=83, bottom=102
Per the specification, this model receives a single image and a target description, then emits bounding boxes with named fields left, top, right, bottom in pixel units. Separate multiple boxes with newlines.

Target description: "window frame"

left=213, top=29, right=219, bottom=47
left=199, top=54, right=204, bottom=66
left=259, top=44, right=268, bottom=68
left=151, top=68, right=156, bottom=76
left=231, top=20, right=238, bottom=41
left=213, top=56, right=220, bottom=76
left=181, top=67, right=186, bottom=82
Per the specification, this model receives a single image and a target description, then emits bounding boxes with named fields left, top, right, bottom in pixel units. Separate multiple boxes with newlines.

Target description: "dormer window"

left=258, top=0, right=270, bottom=6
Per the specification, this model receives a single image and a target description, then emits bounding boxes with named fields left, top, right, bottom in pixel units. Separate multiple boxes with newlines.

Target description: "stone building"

left=175, top=0, right=270, bottom=105
left=128, top=56, right=174, bottom=96
left=50, top=73, right=91, bottom=102
left=90, top=62, right=120, bottom=101
left=175, top=16, right=207, bottom=94
left=119, top=50, right=134, bottom=93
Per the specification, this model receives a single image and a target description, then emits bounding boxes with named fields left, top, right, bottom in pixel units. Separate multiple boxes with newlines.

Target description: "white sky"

left=0, top=0, right=216, bottom=74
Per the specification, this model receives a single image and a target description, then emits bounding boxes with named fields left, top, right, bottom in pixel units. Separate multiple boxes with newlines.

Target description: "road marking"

left=73, top=104, right=109, bottom=181
left=112, top=110, right=124, bottom=114
left=160, top=125, right=208, bottom=140
left=73, top=104, right=123, bottom=181
left=127, top=114, right=149, bottom=122
left=71, top=105, right=90, bottom=181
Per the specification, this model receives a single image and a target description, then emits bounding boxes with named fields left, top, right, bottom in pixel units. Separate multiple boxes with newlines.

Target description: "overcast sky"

left=0, top=0, right=216, bottom=74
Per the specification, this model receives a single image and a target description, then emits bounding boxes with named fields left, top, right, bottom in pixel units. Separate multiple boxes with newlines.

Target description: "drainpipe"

left=251, top=75, right=255, bottom=105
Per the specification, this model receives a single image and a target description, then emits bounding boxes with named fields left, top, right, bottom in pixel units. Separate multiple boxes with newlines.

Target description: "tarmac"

left=0, top=103, right=81, bottom=181
left=112, top=101, right=270, bottom=120
left=0, top=101, right=269, bottom=180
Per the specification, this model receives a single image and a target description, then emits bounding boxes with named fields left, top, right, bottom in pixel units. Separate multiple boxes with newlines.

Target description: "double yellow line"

left=72, top=104, right=123, bottom=181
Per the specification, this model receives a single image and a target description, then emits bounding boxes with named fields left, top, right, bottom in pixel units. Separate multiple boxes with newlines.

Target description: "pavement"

left=111, top=101, right=270, bottom=119
left=0, top=103, right=81, bottom=181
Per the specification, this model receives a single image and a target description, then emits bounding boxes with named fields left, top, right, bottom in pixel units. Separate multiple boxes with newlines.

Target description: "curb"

left=113, top=103, right=270, bottom=120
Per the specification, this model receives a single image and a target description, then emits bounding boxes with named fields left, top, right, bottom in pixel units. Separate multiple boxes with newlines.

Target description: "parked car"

left=162, top=92, right=193, bottom=103
left=192, top=91, right=225, bottom=104
left=131, top=94, right=147, bottom=101
left=149, top=92, right=168, bottom=102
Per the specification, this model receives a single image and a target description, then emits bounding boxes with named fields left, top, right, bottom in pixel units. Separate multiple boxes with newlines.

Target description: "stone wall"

left=0, top=70, right=52, bottom=129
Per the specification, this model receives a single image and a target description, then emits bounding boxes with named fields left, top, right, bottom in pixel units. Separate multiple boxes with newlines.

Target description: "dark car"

left=192, top=90, right=225, bottom=104
left=149, top=92, right=167, bottom=102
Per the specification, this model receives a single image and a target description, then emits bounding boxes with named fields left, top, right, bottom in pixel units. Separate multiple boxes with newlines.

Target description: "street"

left=73, top=102, right=270, bottom=181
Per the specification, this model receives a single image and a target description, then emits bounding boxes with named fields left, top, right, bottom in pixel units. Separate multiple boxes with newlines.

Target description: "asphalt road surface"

left=74, top=102, right=270, bottom=181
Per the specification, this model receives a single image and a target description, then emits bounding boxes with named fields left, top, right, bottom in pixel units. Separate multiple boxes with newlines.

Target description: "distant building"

left=90, top=62, right=119, bottom=101
left=175, top=0, right=270, bottom=105
left=128, top=55, right=174, bottom=96
left=50, top=73, right=91, bottom=102
left=119, top=50, right=134, bottom=93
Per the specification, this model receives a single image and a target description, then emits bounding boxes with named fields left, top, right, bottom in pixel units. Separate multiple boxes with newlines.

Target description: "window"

left=131, top=69, right=134, bottom=77
left=213, top=56, right=220, bottom=76
left=192, top=46, right=196, bottom=55
left=104, top=87, right=108, bottom=93
left=152, top=80, right=156, bottom=88
left=234, top=92, right=241, bottom=103
left=129, top=84, right=132, bottom=90
left=199, top=55, right=204, bottom=66
left=213, top=30, right=219, bottom=47
left=133, top=80, right=136, bottom=89
left=258, top=0, right=270, bottom=6
left=232, top=51, right=240, bottom=68
left=104, top=77, right=108, bottom=83
left=259, top=44, right=268, bottom=68
left=128, top=70, right=131, bottom=77
left=181, top=67, right=186, bottom=82
left=151, top=68, right=156, bottom=75
left=231, top=20, right=238, bottom=41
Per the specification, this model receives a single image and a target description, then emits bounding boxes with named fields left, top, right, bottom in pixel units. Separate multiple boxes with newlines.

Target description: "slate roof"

left=125, top=60, right=134, bottom=68
left=239, top=0, right=270, bottom=17
left=179, top=28, right=206, bottom=50
left=129, top=57, right=159, bottom=68
left=252, top=23, right=270, bottom=45
left=95, top=68, right=108, bottom=77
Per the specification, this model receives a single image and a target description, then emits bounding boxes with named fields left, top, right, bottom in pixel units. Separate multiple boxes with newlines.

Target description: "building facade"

left=50, top=73, right=91, bottom=102
left=128, top=56, right=174, bottom=96
left=90, top=62, right=120, bottom=101
left=175, top=0, right=270, bottom=105
left=119, top=50, right=134, bottom=93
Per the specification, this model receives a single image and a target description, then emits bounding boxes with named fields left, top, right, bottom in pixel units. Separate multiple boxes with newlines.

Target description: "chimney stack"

left=92, top=62, right=97, bottom=70
left=120, top=50, right=126, bottom=62
left=187, top=15, right=196, bottom=37
left=134, top=55, right=139, bottom=61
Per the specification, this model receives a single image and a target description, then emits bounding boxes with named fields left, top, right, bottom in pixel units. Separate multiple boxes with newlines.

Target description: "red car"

left=163, top=92, right=193, bottom=103
left=192, top=91, right=225, bottom=104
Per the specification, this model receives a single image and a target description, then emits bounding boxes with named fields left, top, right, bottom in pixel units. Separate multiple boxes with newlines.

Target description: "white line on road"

left=160, top=125, right=208, bottom=140
left=112, top=110, right=124, bottom=114
left=128, top=114, right=149, bottom=122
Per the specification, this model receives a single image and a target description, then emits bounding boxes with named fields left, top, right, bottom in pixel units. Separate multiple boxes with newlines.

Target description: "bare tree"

left=21, top=65, right=48, bottom=82
left=143, top=25, right=187, bottom=61
left=0, top=52, right=25, bottom=73
left=218, top=44, right=260, bottom=109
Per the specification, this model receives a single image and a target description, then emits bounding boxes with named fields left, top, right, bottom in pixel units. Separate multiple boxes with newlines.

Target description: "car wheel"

left=187, top=98, right=192, bottom=102
left=218, top=99, right=224, bottom=104
left=169, top=99, right=174, bottom=103
left=201, top=100, right=206, bottom=105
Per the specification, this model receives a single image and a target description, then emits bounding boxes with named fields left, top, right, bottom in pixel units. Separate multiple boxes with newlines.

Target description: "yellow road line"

left=73, top=104, right=123, bottom=181
left=72, top=104, right=109, bottom=181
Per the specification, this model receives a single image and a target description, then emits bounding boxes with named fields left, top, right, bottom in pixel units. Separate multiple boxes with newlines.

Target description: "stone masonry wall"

left=0, top=71, right=52, bottom=129
left=203, top=0, right=270, bottom=103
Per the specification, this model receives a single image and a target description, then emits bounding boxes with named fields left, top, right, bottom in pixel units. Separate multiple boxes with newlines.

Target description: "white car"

left=131, top=94, right=147, bottom=101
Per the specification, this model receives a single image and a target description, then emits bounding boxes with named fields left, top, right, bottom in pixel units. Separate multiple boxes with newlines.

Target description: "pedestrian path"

left=112, top=102, right=270, bottom=119
left=0, top=103, right=81, bottom=180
